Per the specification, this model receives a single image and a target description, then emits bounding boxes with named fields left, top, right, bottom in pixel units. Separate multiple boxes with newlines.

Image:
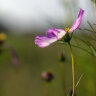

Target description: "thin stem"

left=58, top=42, right=93, bottom=56
left=73, top=36, right=90, bottom=46
left=87, top=21, right=96, bottom=33
left=68, top=42, right=75, bottom=96
left=82, top=28, right=94, bottom=33
left=60, top=62, right=66, bottom=96
left=72, top=36, right=95, bottom=55
left=71, top=44, right=93, bottom=56
left=75, top=73, right=84, bottom=88
left=79, top=27, right=95, bottom=33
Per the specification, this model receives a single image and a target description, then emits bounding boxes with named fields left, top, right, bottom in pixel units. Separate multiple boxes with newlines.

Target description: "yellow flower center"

left=0, top=33, right=6, bottom=42
left=65, top=28, right=70, bottom=33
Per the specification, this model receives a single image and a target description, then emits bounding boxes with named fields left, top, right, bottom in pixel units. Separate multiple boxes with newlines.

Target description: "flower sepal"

left=62, top=33, right=72, bottom=43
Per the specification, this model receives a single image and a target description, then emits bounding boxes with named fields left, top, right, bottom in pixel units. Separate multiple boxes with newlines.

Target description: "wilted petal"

left=69, top=8, right=84, bottom=32
left=35, top=35, right=57, bottom=48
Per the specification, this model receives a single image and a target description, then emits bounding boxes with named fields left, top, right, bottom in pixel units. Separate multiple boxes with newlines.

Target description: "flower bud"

left=41, top=72, right=54, bottom=82
left=58, top=51, right=65, bottom=62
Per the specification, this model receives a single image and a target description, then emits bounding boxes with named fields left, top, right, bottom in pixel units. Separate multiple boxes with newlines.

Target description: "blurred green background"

left=0, top=34, right=95, bottom=96
left=0, top=0, right=96, bottom=96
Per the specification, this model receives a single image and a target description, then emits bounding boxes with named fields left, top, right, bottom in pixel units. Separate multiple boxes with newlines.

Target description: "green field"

left=0, top=34, right=95, bottom=96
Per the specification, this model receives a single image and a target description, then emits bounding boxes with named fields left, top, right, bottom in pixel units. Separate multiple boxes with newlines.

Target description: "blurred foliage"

left=0, top=34, right=95, bottom=96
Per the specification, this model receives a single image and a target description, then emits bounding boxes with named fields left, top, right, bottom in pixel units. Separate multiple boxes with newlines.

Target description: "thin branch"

left=87, top=21, right=96, bottom=33
left=71, top=44, right=93, bottom=56
left=75, top=73, right=84, bottom=88
left=58, top=42, right=93, bottom=56
left=73, top=36, right=90, bottom=46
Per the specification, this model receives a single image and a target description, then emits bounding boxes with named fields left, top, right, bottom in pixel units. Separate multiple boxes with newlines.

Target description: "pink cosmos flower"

left=35, top=8, right=84, bottom=48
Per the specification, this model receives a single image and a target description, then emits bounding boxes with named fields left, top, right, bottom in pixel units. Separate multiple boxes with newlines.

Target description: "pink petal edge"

left=69, top=8, right=84, bottom=32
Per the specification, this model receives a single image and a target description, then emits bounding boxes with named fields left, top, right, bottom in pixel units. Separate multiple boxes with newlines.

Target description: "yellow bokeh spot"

left=0, top=33, right=6, bottom=42
left=65, top=28, right=70, bottom=33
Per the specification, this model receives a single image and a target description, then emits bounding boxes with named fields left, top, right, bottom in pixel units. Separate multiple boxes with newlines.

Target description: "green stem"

left=68, top=42, right=75, bottom=96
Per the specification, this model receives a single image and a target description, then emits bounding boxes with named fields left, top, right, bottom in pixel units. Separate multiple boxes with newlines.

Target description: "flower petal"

left=35, top=35, right=57, bottom=48
left=35, top=28, right=66, bottom=48
left=46, top=28, right=66, bottom=39
left=69, top=8, right=84, bottom=32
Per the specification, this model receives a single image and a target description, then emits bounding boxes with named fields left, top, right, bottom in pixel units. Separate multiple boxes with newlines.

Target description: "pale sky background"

left=0, top=0, right=95, bottom=32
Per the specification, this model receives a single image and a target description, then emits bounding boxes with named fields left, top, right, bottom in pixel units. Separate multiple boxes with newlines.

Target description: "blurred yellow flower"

left=0, top=33, right=6, bottom=43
